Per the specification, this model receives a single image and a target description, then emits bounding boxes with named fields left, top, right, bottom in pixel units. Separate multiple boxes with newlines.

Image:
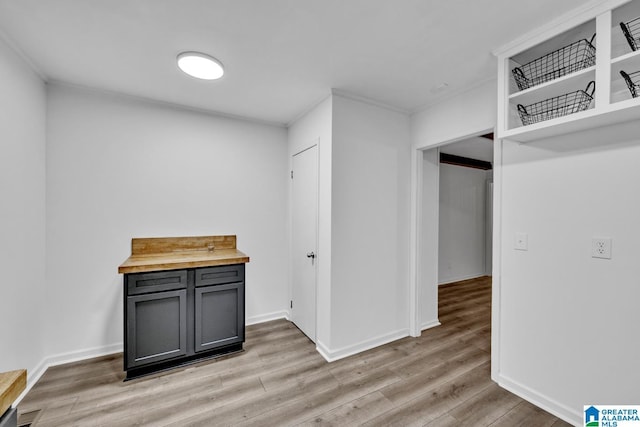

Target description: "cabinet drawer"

left=195, top=264, right=244, bottom=287
left=126, top=270, right=188, bottom=295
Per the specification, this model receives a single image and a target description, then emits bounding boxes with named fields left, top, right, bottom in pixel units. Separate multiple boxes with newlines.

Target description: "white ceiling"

left=0, top=0, right=589, bottom=125
left=440, top=136, right=494, bottom=163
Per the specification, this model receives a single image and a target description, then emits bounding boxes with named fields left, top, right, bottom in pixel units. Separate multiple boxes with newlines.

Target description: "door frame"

left=289, top=142, right=319, bottom=342
left=409, top=127, right=501, bottom=381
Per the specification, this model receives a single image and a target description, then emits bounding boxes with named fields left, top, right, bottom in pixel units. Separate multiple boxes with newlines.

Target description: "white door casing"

left=291, top=144, right=318, bottom=342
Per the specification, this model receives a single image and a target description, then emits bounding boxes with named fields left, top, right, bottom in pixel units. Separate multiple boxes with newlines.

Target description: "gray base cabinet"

left=0, top=407, right=17, bottom=427
left=123, top=264, right=245, bottom=380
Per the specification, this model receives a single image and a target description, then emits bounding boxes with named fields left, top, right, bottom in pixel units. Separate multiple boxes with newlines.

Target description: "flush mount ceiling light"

left=177, top=51, right=224, bottom=80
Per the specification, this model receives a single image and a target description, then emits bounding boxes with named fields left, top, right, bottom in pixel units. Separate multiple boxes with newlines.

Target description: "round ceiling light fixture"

left=177, top=51, right=224, bottom=80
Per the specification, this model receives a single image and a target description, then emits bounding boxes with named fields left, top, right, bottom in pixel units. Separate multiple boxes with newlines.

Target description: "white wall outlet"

left=515, top=232, right=528, bottom=251
left=592, top=237, right=612, bottom=259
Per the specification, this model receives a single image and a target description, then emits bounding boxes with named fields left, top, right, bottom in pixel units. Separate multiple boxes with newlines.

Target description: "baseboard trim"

left=439, top=273, right=487, bottom=286
left=17, top=312, right=291, bottom=404
left=497, top=374, right=581, bottom=426
left=315, top=329, right=409, bottom=363
left=15, top=357, right=48, bottom=407
left=15, top=343, right=124, bottom=407
left=45, top=343, right=124, bottom=368
left=315, top=340, right=332, bottom=362
left=421, top=319, right=441, bottom=331
left=246, top=310, right=289, bottom=325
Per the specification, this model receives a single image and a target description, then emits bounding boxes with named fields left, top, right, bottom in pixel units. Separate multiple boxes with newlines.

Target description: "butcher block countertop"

left=0, top=369, right=26, bottom=417
left=118, top=235, right=249, bottom=274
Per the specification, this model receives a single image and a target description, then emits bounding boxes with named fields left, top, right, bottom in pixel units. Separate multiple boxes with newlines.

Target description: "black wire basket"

left=620, top=16, right=640, bottom=51
left=517, top=81, right=595, bottom=126
left=512, top=34, right=596, bottom=91
left=620, top=70, right=640, bottom=98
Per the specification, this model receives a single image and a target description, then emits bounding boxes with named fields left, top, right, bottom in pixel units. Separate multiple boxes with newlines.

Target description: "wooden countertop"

left=118, top=235, right=250, bottom=274
left=0, top=369, right=26, bottom=416
left=118, top=248, right=250, bottom=273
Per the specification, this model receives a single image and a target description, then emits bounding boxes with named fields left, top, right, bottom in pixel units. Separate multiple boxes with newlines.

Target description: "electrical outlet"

left=592, top=237, right=612, bottom=259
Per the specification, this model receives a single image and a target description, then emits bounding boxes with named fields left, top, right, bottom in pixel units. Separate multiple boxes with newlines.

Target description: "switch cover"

left=515, top=232, right=528, bottom=251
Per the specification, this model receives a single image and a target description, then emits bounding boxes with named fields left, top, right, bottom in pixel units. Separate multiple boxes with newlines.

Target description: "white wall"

left=420, top=149, right=440, bottom=330
left=499, top=121, right=640, bottom=422
left=288, top=94, right=413, bottom=360
left=413, top=76, right=640, bottom=424
left=438, top=163, right=488, bottom=284
left=411, top=80, right=496, bottom=335
left=411, top=82, right=497, bottom=149
left=0, top=36, right=47, bottom=379
left=485, top=178, right=493, bottom=276
left=329, top=94, right=411, bottom=357
left=287, top=95, right=333, bottom=351
left=45, top=84, right=289, bottom=360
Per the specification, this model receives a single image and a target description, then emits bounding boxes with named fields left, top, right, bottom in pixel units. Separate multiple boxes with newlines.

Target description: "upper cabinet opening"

left=507, top=19, right=597, bottom=130
left=496, top=0, right=640, bottom=142
left=612, top=0, right=640, bottom=103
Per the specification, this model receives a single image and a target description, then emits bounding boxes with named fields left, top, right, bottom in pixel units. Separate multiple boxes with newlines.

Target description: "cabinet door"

left=126, top=290, right=187, bottom=368
left=194, top=282, right=244, bottom=352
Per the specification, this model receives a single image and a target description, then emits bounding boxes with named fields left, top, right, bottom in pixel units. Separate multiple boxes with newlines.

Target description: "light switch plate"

left=515, top=232, right=528, bottom=251
left=592, top=237, right=612, bottom=259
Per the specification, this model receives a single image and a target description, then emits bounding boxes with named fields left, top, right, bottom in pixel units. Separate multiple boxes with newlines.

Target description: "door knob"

left=306, top=252, right=315, bottom=259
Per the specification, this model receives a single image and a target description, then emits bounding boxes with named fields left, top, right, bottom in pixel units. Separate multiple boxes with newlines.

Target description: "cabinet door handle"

left=306, top=252, right=315, bottom=259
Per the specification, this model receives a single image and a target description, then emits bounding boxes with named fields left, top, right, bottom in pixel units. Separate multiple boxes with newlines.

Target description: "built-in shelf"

left=500, top=97, right=640, bottom=142
left=611, top=48, right=640, bottom=65
left=611, top=49, right=640, bottom=102
left=508, top=66, right=596, bottom=105
left=496, top=0, right=640, bottom=142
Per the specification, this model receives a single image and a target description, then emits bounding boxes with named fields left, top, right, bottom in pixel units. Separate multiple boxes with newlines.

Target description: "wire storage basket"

left=620, top=70, right=640, bottom=98
left=512, top=34, right=596, bottom=91
left=517, top=81, right=595, bottom=126
left=620, top=16, right=640, bottom=51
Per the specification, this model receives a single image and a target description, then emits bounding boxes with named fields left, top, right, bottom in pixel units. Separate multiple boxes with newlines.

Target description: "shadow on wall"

left=505, top=119, right=640, bottom=163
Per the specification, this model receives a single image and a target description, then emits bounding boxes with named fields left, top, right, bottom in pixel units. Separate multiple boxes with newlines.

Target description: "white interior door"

left=291, top=145, right=318, bottom=342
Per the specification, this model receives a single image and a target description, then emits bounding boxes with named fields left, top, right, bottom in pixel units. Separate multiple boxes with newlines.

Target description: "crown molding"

left=331, top=88, right=411, bottom=115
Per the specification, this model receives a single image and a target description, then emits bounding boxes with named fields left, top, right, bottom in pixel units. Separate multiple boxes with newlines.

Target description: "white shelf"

left=611, top=48, right=640, bottom=65
left=612, top=51, right=640, bottom=103
left=501, top=96, right=640, bottom=142
left=611, top=2, right=640, bottom=103
left=508, top=66, right=596, bottom=105
left=611, top=49, right=640, bottom=95
left=497, top=0, right=640, bottom=142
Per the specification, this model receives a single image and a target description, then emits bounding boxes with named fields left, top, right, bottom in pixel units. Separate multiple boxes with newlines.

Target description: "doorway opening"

left=416, top=131, right=494, bottom=333
left=437, top=134, right=493, bottom=285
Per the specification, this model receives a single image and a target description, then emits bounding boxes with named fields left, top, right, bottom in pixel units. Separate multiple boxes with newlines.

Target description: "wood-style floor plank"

left=297, top=391, right=395, bottom=426
left=18, top=276, right=572, bottom=426
left=361, top=362, right=494, bottom=427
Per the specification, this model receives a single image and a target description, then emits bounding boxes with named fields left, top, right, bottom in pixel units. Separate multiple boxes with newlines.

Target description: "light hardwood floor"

left=18, top=276, right=571, bottom=426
